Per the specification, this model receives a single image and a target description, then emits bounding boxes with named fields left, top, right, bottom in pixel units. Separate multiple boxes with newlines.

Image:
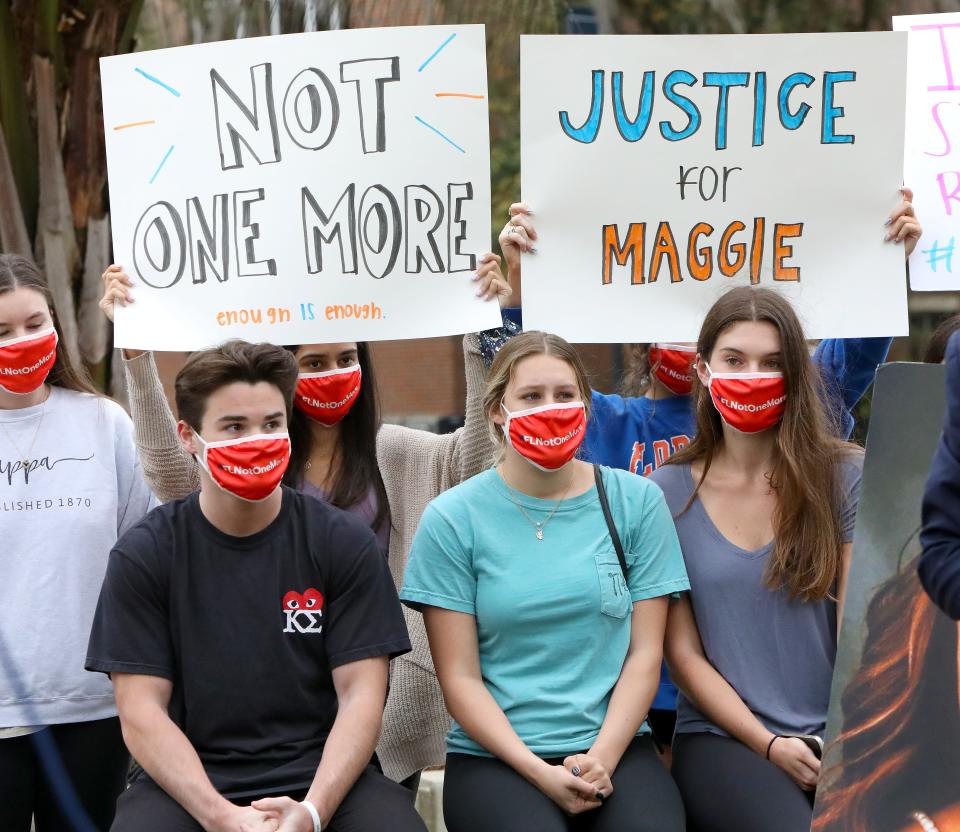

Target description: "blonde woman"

left=401, top=331, right=689, bottom=831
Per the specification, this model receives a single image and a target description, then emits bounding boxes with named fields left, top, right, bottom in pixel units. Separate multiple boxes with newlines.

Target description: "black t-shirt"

left=85, top=487, right=410, bottom=798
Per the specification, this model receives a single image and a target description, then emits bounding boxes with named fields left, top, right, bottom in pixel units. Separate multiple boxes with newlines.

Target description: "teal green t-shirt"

left=400, top=465, right=690, bottom=758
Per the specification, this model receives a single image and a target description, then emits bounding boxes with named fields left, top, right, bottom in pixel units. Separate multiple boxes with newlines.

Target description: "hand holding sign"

left=884, top=188, right=923, bottom=256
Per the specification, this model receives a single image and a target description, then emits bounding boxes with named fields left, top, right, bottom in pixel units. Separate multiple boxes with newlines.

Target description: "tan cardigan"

left=122, top=336, right=493, bottom=782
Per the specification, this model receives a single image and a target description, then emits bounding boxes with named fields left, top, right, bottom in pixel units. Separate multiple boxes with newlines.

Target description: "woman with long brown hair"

left=0, top=255, right=155, bottom=831
left=649, top=287, right=863, bottom=831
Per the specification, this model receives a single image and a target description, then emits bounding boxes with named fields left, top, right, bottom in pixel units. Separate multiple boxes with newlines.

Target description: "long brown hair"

left=813, top=550, right=960, bottom=831
left=923, top=313, right=960, bottom=364
left=0, top=254, right=98, bottom=395
left=283, top=342, right=390, bottom=534
left=483, top=331, right=592, bottom=454
left=670, top=287, right=857, bottom=601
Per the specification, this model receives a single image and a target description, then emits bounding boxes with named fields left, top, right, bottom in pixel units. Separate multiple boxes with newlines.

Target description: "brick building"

left=149, top=334, right=629, bottom=431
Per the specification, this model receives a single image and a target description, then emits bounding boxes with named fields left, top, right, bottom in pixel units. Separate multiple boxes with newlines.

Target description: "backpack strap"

left=594, top=464, right=628, bottom=578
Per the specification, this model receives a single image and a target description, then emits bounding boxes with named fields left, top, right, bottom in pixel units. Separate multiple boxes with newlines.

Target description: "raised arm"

left=812, top=190, right=922, bottom=439
left=664, top=596, right=820, bottom=791
left=812, top=337, right=892, bottom=438
left=101, top=264, right=199, bottom=502
left=123, top=351, right=200, bottom=502
left=445, top=254, right=512, bottom=484
left=113, top=673, right=274, bottom=832
left=376, top=253, right=510, bottom=492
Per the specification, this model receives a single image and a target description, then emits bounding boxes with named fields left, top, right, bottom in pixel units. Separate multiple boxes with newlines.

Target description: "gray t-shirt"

left=650, top=455, right=862, bottom=738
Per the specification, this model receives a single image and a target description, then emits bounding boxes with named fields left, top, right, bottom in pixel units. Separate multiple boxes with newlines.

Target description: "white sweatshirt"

left=0, top=386, right=156, bottom=727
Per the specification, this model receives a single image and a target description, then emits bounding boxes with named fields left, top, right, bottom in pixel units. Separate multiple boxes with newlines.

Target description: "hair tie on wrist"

left=766, top=735, right=781, bottom=760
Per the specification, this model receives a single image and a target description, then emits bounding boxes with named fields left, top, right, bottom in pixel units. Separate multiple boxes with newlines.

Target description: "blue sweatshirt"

left=581, top=336, right=892, bottom=709
left=583, top=337, right=892, bottom=474
left=920, top=332, right=960, bottom=620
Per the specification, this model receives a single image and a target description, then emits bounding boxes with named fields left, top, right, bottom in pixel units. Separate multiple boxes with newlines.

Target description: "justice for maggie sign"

left=520, top=32, right=909, bottom=342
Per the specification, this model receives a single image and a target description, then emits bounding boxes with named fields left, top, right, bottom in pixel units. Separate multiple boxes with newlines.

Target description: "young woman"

left=400, top=331, right=690, bottom=832
left=0, top=255, right=155, bottom=831
left=98, top=253, right=510, bottom=788
left=648, top=287, right=863, bottom=831
left=498, top=192, right=921, bottom=746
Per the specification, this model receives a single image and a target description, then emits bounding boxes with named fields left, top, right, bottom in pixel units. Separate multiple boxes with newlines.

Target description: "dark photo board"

left=813, top=362, right=960, bottom=832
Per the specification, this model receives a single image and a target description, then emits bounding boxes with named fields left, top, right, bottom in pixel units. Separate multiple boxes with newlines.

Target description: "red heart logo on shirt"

left=282, top=588, right=324, bottom=611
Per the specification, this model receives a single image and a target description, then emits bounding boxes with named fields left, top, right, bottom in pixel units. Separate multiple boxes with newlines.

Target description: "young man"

left=86, top=340, right=425, bottom=832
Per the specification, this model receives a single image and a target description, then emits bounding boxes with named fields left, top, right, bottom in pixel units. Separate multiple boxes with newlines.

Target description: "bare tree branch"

left=78, top=214, right=111, bottom=365
left=34, top=56, right=78, bottom=273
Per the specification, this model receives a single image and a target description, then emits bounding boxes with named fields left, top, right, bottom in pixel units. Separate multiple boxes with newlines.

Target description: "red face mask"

left=501, top=402, right=587, bottom=472
left=704, top=362, right=786, bottom=434
left=295, top=365, right=362, bottom=426
left=650, top=343, right=696, bottom=396
left=0, top=328, right=58, bottom=395
left=196, top=432, right=291, bottom=502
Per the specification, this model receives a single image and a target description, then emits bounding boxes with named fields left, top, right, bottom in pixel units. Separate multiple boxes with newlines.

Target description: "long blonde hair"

left=483, top=331, right=592, bottom=454
left=670, top=287, right=859, bottom=601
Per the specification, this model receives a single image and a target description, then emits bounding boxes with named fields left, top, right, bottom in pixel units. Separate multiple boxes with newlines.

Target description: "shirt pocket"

left=595, top=553, right=630, bottom=619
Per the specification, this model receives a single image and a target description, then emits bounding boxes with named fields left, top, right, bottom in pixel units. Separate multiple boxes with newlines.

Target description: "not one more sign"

left=101, top=25, right=498, bottom=350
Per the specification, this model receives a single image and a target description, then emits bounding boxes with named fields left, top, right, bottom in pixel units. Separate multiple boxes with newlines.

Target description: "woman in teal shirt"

left=401, top=331, right=689, bottom=832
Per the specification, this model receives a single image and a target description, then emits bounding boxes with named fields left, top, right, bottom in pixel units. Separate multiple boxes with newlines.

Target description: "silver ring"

left=571, top=765, right=581, bottom=777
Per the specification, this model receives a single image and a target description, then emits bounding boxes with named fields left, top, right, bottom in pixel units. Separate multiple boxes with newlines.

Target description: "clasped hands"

left=211, top=797, right=316, bottom=832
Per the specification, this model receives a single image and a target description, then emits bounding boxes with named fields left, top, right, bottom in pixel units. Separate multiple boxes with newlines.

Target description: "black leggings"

left=647, top=708, right=678, bottom=750
left=110, top=765, right=426, bottom=832
left=0, top=717, right=129, bottom=832
left=672, top=732, right=815, bottom=832
left=442, top=735, right=685, bottom=832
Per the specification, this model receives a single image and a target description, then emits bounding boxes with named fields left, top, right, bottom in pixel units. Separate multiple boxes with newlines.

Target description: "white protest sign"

left=520, top=33, right=908, bottom=343
left=893, top=13, right=960, bottom=291
left=101, top=25, right=498, bottom=351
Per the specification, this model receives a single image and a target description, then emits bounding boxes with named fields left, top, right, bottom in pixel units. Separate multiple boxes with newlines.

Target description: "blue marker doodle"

left=418, top=33, right=457, bottom=72
left=414, top=116, right=465, bottom=153
left=924, top=238, right=955, bottom=273
left=135, top=67, right=181, bottom=97
left=149, top=144, right=175, bottom=184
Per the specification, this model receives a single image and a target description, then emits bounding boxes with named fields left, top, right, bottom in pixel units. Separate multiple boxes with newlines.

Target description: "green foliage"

left=0, top=1, right=38, bottom=236
left=614, top=0, right=945, bottom=34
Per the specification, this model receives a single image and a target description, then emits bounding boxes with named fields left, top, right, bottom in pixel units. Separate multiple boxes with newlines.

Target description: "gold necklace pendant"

left=499, top=465, right=575, bottom=543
